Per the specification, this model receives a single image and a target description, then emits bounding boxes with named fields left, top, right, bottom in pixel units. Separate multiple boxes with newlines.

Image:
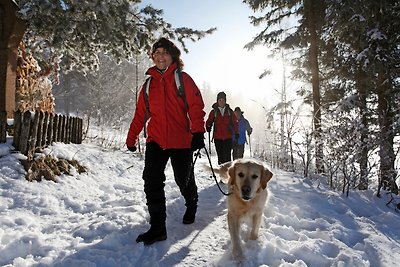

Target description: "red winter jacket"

left=126, top=63, right=206, bottom=149
left=206, top=103, right=238, bottom=140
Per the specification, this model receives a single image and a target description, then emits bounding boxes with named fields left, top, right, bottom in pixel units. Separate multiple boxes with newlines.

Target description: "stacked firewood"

left=16, top=43, right=55, bottom=114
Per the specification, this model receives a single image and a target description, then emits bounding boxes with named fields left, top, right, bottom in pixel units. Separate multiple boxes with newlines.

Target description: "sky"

left=1, top=128, right=400, bottom=266
left=141, top=0, right=287, bottom=108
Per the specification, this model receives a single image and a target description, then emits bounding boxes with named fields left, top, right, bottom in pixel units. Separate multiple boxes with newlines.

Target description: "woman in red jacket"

left=126, top=38, right=206, bottom=245
left=206, top=92, right=238, bottom=165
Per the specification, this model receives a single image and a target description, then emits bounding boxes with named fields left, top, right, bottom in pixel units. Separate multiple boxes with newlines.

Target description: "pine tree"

left=244, top=0, right=326, bottom=174
left=15, top=0, right=215, bottom=73
left=321, top=0, right=376, bottom=191
left=245, top=0, right=400, bottom=194
left=322, top=0, right=400, bottom=194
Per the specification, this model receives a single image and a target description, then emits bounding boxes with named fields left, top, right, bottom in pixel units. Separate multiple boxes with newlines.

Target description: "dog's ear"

left=260, top=167, right=273, bottom=189
left=228, top=165, right=236, bottom=186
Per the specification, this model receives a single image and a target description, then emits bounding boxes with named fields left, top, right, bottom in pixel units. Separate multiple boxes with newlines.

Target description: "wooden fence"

left=0, top=110, right=82, bottom=159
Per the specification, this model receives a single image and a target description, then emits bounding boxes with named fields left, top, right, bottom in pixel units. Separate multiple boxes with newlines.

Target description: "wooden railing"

left=0, top=110, right=83, bottom=159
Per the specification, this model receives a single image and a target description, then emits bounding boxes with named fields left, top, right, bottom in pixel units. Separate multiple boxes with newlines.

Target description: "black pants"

left=214, top=139, right=233, bottom=165
left=142, top=141, right=198, bottom=226
left=232, top=144, right=245, bottom=160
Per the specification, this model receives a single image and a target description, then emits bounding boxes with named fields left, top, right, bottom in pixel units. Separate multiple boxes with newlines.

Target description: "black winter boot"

left=182, top=204, right=197, bottom=224
left=136, top=224, right=167, bottom=245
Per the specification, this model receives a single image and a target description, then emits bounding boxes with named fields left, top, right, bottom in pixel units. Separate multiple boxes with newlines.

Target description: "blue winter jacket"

left=233, top=115, right=252, bottom=145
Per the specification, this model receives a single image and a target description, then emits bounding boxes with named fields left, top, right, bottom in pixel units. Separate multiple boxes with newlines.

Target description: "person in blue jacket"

left=232, top=107, right=253, bottom=159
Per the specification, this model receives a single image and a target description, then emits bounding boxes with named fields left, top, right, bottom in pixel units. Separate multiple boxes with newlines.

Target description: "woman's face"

left=217, top=98, right=226, bottom=108
left=234, top=111, right=241, bottom=119
left=152, top=47, right=173, bottom=70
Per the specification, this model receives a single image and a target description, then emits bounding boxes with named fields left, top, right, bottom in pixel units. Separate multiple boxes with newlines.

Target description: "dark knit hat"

left=217, top=91, right=226, bottom=101
left=234, top=107, right=244, bottom=114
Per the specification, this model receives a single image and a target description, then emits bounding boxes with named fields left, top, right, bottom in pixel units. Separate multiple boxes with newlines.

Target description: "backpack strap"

left=175, top=68, right=190, bottom=132
left=143, top=76, right=151, bottom=138
left=228, top=108, right=234, bottom=134
left=211, top=108, right=217, bottom=141
left=175, top=68, right=188, bottom=112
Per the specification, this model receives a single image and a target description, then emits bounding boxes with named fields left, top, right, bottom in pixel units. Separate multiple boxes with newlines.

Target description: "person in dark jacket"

left=126, top=37, right=206, bottom=245
left=232, top=107, right=253, bottom=160
left=205, top=92, right=238, bottom=165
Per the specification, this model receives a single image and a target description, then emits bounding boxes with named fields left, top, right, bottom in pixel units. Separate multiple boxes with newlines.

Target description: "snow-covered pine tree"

left=244, top=0, right=399, bottom=195
left=15, top=0, right=215, bottom=74
left=321, top=0, right=399, bottom=194
left=244, top=0, right=326, bottom=174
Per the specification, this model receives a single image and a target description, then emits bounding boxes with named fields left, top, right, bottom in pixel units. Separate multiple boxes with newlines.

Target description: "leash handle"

left=202, top=147, right=231, bottom=196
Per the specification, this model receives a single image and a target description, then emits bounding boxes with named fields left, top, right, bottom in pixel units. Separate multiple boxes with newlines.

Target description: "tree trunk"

left=356, top=68, right=369, bottom=190
left=0, top=1, right=26, bottom=120
left=376, top=71, right=398, bottom=195
left=367, top=0, right=398, bottom=197
left=305, top=0, right=324, bottom=174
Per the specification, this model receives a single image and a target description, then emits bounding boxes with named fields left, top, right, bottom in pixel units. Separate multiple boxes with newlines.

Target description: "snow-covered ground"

left=1, top=138, right=400, bottom=267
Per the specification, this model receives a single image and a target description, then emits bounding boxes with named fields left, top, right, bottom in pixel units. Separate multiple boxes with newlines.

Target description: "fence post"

left=59, top=115, right=65, bottom=142
left=0, top=111, right=6, bottom=143
left=70, top=116, right=74, bottom=143
left=13, top=110, right=22, bottom=149
left=65, top=116, right=71, bottom=144
left=77, top=118, right=83, bottom=144
left=46, top=113, right=53, bottom=145
left=53, top=114, right=59, bottom=142
left=41, top=112, right=49, bottom=147
left=27, top=111, right=39, bottom=159
left=74, top=117, right=79, bottom=144
left=36, top=111, right=44, bottom=148
left=57, top=115, right=62, bottom=142
left=19, top=111, right=31, bottom=156
left=71, top=117, right=76, bottom=143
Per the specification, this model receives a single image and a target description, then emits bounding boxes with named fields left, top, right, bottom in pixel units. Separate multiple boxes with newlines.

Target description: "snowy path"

left=1, top=142, right=400, bottom=266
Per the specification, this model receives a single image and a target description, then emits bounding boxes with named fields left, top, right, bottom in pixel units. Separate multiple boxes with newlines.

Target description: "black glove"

left=206, top=125, right=212, bottom=133
left=235, top=133, right=240, bottom=140
left=248, top=128, right=253, bottom=135
left=127, top=145, right=137, bottom=152
left=191, top=132, right=205, bottom=151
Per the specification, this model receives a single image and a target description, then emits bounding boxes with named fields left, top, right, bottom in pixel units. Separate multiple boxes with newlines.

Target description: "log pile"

left=16, top=43, right=55, bottom=114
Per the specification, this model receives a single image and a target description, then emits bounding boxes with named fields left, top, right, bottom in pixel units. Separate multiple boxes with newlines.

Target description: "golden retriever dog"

left=213, top=159, right=273, bottom=261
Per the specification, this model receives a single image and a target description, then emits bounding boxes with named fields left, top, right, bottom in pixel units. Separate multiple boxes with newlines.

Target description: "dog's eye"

left=238, top=172, right=245, bottom=178
left=251, top=174, right=258, bottom=179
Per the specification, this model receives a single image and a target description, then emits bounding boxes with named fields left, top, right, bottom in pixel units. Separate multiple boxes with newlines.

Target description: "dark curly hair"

left=151, top=37, right=184, bottom=68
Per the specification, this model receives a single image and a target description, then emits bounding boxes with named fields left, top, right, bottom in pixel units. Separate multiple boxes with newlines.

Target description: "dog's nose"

left=241, top=186, right=251, bottom=200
